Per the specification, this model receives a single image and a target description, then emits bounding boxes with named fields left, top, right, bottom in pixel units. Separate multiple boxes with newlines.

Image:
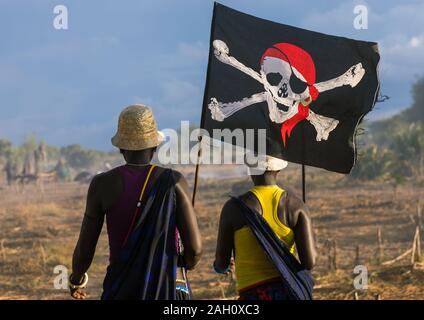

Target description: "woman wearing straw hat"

left=69, top=104, right=202, bottom=300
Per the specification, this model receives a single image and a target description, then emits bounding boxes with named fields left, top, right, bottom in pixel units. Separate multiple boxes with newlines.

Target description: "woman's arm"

left=288, top=194, right=317, bottom=270
left=70, top=175, right=105, bottom=298
left=214, top=199, right=236, bottom=272
left=293, top=209, right=317, bottom=270
left=174, top=171, right=202, bottom=270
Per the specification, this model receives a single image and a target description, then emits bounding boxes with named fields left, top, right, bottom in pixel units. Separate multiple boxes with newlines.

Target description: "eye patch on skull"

left=289, top=71, right=308, bottom=94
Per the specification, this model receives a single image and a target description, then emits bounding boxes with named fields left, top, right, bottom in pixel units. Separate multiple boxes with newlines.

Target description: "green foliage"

left=351, top=145, right=395, bottom=180
left=60, top=144, right=98, bottom=169
left=55, top=159, right=71, bottom=181
left=0, top=138, right=12, bottom=158
left=20, top=134, right=38, bottom=154
left=369, top=76, right=424, bottom=143
left=389, top=123, right=424, bottom=167
left=45, top=144, right=60, bottom=160
left=0, top=136, right=118, bottom=176
left=353, top=76, right=424, bottom=181
left=402, top=77, right=424, bottom=122
left=352, top=123, right=424, bottom=181
left=369, top=116, right=408, bottom=147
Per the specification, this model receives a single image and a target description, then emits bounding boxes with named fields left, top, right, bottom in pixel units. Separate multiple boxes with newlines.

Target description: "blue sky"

left=0, top=0, right=423, bottom=150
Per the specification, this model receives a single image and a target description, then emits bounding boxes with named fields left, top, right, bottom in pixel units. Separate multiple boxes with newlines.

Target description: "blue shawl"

left=101, top=169, right=177, bottom=300
left=232, top=196, right=314, bottom=300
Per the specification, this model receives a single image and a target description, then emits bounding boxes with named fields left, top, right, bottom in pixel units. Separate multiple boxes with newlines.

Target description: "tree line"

left=351, top=77, right=424, bottom=182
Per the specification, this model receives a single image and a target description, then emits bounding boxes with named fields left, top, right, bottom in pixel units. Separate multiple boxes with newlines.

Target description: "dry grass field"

left=0, top=164, right=423, bottom=300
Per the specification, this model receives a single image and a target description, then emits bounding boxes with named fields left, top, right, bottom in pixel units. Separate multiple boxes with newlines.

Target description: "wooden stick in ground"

left=417, top=227, right=421, bottom=259
left=418, top=199, right=422, bottom=231
left=343, top=289, right=356, bottom=300
left=382, top=248, right=413, bottom=266
left=38, top=241, right=47, bottom=267
left=377, top=226, right=383, bottom=263
left=332, top=240, right=337, bottom=270
left=0, top=239, right=5, bottom=261
left=326, top=240, right=333, bottom=271
left=353, top=291, right=359, bottom=300
left=411, top=226, right=420, bottom=264
left=355, top=244, right=360, bottom=266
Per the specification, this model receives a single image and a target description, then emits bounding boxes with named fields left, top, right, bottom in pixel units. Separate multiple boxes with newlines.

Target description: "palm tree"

left=389, top=123, right=424, bottom=178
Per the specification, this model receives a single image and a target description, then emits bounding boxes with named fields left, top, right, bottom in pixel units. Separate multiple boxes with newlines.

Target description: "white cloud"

left=378, top=33, right=424, bottom=79
left=131, top=41, right=207, bottom=128
left=160, top=79, right=201, bottom=104
left=177, top=41, right=208, bottom=61
left=3, top=36, right=121, bottom=61
left=51, top=118, right=116, bottom=147
left=155, top=79, right=203, bottom=124
left=300, top=1, right=424, bottom=85
left=410, top=36, right=423, bottom=48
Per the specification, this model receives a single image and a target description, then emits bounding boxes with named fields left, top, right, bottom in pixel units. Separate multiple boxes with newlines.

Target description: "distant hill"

left=349, top=76, right=424, bottom=181
left=401, top=77, right=424, bottom=123
left=369, top=76, right=424, bottom=145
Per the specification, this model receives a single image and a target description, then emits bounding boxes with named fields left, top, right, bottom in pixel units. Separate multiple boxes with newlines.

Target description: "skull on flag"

left=208, top=40, right=366, bottom=146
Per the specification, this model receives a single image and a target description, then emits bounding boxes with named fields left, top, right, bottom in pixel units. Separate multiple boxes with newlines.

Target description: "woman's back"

left=234, top=185, right=295, bottom=291
left=106, top=164, right=153, bottom=262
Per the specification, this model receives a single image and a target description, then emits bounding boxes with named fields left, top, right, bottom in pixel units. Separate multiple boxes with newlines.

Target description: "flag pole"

left=191, top=136, right=202, bottom=207
left=301, top=122, right=306, bottom=203
left=302, top=164, right=306, bottom=203
left=192, top=2, right=216, bottom=207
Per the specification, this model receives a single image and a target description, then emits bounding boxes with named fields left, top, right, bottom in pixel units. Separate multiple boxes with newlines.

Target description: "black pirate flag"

left=201, top=3, right=380, bottom=174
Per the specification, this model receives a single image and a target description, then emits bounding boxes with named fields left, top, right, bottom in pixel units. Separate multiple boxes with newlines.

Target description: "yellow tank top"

left=234, top=185, right=295, bottom=292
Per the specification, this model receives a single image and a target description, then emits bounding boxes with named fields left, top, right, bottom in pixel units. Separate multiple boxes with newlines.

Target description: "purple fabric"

left=102, top=169, right=178, bottom=300
left=238, top=279, right=291, bottom=300
left=106, top=165, right=151, bottom=262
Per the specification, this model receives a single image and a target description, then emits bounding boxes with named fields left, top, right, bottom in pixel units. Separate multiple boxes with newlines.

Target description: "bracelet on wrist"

left=69, top=273, right=88, bottom=290
left=213, top=261, right=230, bottom=274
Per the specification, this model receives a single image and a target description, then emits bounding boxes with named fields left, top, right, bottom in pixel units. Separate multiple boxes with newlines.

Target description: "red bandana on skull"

left=261, top=43, right=319, bottom=146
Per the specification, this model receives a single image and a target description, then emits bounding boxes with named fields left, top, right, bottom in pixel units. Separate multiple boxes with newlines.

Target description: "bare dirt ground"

left=0, top=164, right=423, bottom=300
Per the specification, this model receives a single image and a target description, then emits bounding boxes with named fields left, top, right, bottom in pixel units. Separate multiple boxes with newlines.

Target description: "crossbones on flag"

left=200, top=3, right=380, bottom=174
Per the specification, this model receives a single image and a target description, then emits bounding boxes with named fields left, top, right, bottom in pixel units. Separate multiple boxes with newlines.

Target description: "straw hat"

left=111, top=104, right=164, bottom=151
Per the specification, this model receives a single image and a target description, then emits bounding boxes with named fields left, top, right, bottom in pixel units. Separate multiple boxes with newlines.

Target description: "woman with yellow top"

left=214, top=155, right=317, bottom=300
